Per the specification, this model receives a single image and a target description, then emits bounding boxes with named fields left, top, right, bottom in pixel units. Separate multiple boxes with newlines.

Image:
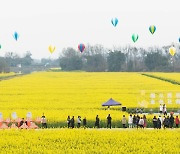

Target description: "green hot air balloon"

left=149, top=25, right=156, bottom=34
left=132, top=34, right=139, bottom=43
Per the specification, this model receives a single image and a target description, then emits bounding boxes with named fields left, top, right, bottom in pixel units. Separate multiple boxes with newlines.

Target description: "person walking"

left=107, top=114, right=112, bottom=129
left=95, top=115, right=100, bottom=128
left=153, top=116, right=157, bottom=129
left=77, top=116, right=81, bottom=128
left=169, top=114, right=174, bottom=128
left=83, top=117, right=87, bottom=128
left=71, top=116, right=75, bottom=128
left=67, top=116, right=71, bottom=128
left=175, top=116, right=179, bottom=128
left=128, top=114, right=133, bottom=128
left=122, top=115, right=126, bottom=128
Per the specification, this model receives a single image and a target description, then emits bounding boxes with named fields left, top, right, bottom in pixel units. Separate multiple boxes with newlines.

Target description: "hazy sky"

left=0, top=0, right=179, bottom=59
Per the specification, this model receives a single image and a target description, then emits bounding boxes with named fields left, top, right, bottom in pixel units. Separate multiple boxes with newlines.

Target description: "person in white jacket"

left=128, top=114, right=133, bottom=128
left=138, top=117, right=144, bottom=128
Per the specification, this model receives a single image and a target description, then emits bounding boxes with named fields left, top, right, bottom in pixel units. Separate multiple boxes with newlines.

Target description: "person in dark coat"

left=153, top=116, right=157, bottom=129
left=107, top=114, right=112, bottom=129
left=95, top=115, right=100, bottom=128
left=67, top=116, right=71, bottom=128
left=133, top=115, right=136, bottom=128
left=169, top=115, right=174, bottom=128
left=83, top=117, right=87, bottom=128
left=163, top=116, right=170, bottom=128
left=136, top=115, right=140, bottom=129
left=71, top=116, right=75, bottom=128
left=157, top=118, right=161, bottom=129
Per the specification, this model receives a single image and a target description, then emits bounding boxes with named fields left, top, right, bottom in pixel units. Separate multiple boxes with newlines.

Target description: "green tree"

left=107, top=51, right=125, bottom=71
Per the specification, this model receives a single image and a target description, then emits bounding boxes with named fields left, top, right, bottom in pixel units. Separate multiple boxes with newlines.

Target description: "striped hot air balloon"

left=149, top=25, right=156, bottom=34
left=78, top=43, right=85, bottom=53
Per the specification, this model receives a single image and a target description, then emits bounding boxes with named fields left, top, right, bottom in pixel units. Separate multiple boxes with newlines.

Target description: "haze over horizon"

left=0, top=0, right=179, bottom=59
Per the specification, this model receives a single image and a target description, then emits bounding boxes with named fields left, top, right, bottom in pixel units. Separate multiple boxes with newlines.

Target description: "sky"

left=0, top=0, right=179, bottom=59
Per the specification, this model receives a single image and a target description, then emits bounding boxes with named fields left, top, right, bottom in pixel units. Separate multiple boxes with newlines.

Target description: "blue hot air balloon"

left=111, top=18, right=118, bottom=27
left=13, top=32, right=19, bottom=41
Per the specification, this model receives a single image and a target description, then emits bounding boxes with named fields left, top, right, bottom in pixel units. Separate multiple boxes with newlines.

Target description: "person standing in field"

left=77, top=116, right=81, bottom=128
left=67, top=116, right=71, bottom=128
left=169, top=114, right=174, bottom=128
left=136, top=115, right=140, bottom=129
left=83, top=117, right=87, bottom=128
left=163, top=104, right=167, bottom=115
left=95, top=115, right=100, bottom=128
left=138, top=117, right=144, bottom=128
left=143, top=115, right=147, bottom=128
left=163, top=116, right=170, bottom=129
left=41, top=114, right=47, bottom=128
left=159, top=104, right=163, bottom=114
left=153, top=116, right=157, bottom=129
left=128, top=114, right=133, bottom=128
left=132, top=115, right=136, bottom=128
left=158, top=115, right=163, bottom=128
left=71, top=116, right=75, bottom=128
left=107, top=114, right=112, bottom=129
left=157, top=118, right=161, bottom=129
left=122, top=115, right=126, bottom=128
left=175, top=116, right=179, bottom=128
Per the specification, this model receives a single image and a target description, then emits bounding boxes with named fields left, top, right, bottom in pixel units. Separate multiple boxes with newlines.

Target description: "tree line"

left=0, top=44, right=180, bottom=73
left=59, top=44, right=180, bottom=72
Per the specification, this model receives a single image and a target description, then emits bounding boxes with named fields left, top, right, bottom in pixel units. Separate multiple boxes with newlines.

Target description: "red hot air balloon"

left=78, top=43, right=85, bottom=53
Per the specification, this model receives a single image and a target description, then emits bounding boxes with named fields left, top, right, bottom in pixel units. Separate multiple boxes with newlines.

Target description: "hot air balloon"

left=149, top=25, right=156, bottom=34
left=78, top=43, right=85, bottom=53
left=169, top=46, right=176, bottom=56
left=13, top=32, right=19, bottom=41
left=132, top=34, right=139, bottom=43
left=0, top=44, right=1, bottom=49
left=111, top=18, right=118, bottom=27
left=179, top=37, right=180, bottom=42
left=48, top=45, right=56, bottom=54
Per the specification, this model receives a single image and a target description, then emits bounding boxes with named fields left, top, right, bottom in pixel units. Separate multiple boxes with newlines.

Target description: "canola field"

left=0, top=129, right=179, bottom=153
left=0, top=72, right=179, bottom=127
left=149, top=72, right=180, bottom=82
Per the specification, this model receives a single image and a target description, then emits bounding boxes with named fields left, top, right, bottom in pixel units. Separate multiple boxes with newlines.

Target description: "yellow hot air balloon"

left=48, top=45, right=56, bottom=54
left=169, top=46, right=176, bottom=56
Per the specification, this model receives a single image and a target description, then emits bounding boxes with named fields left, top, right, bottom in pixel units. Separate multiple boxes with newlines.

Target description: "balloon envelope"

left=13, top=32, right=19, bottom=41
left=48, top=45, right=56, bottom=54
left=78, top=43, right=85, bottom=53
left=132, top=34, right=139, bottom=43
left=111, top=18, right=118, bottom=27
left=169, top=47, right=176, bottom=56
left=149, top=25, right=156, bottom=34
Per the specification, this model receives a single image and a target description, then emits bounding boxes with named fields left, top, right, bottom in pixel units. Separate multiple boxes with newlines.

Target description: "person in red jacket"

left=175, top=116, right=179, bottom=128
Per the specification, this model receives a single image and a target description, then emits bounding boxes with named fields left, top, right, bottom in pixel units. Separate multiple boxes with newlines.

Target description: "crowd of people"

left=66, top=114, right=180, bottom=129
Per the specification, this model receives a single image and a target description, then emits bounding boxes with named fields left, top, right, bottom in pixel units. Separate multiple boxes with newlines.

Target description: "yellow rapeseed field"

left=0, top=72, right=179, bottom=126
left=149, top=72, right=180, bottom=82
left=0, top=129, right=179, bottom=154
